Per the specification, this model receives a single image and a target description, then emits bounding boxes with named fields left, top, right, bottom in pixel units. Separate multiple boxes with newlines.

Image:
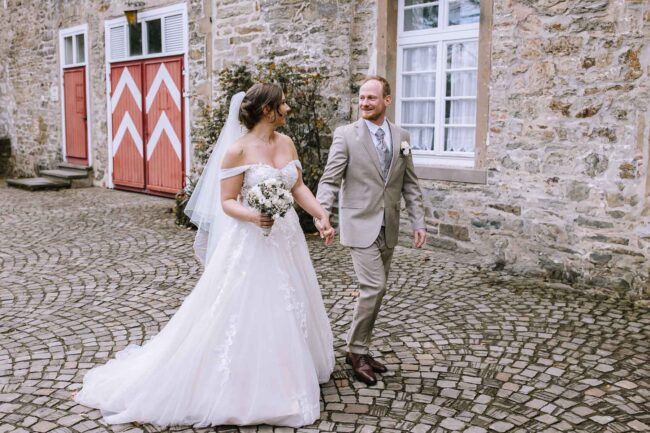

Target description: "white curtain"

left=446, top=41, right=477, bottom=152
left=402, top=45, right=436, bottom=150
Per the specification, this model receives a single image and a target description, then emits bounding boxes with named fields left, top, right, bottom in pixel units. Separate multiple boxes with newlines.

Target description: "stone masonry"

left=212, top=0, right=375, bottom=121
left=0, top=0, right=213, bottom=184
left=0, top=1, right=648, bottom=298
left=415, top=1, right=650, bottom=299
left=224, top=0, right=650, bottom=300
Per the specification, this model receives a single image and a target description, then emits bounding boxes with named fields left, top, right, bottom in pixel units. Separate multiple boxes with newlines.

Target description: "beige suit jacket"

left=317, top=118, right=426, bottom=248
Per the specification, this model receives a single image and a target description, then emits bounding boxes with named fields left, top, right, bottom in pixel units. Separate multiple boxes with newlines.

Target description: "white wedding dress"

left=75, top=160, right=335, bottom=428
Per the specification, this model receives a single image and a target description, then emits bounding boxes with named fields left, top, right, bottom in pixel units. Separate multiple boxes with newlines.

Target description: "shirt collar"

left=364, top=118, right=388, bottom=137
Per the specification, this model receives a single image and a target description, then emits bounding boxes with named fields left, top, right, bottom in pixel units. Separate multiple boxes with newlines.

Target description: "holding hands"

left=315, top=215, right=335, bottom=246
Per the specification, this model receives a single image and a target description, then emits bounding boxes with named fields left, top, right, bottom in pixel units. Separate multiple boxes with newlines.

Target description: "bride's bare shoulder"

left=274, top=131, right=294, bottom=145
left=274, top=132, right=298, bottom=159
left=221, top=137, right=248, bottom=169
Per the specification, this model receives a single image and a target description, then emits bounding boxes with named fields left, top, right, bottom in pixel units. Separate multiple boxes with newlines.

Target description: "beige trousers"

left=347, top=227, right=394, bottom=355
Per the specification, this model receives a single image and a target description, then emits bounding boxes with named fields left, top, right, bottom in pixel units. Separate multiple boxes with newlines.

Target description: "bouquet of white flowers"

left=245, top=178, right=294, bottom=236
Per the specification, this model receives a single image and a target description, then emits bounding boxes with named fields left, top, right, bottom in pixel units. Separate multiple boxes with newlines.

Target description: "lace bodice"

left=220, top=160, right=302, bottom=198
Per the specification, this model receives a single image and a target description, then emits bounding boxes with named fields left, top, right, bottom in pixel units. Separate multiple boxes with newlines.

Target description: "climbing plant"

left=176, top=62, right=339, bottom=232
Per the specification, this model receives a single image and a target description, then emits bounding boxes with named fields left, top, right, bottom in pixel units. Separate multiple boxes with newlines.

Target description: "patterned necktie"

left=375, top=128, right=390, bottom=178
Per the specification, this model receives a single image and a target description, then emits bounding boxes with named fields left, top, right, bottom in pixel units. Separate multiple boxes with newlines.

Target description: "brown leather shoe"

left=346, top=352, right=377, bottom=385
left=366, top=354, right=388, bottom=373
left=346, top=353, right=388, bottom=373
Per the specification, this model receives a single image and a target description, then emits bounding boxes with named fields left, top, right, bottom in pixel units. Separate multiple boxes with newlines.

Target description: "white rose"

left=400, top=140, right=411, bottom=156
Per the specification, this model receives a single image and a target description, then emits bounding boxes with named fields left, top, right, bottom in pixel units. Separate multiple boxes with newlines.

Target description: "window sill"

left=414, top=164, right=487, bottom=184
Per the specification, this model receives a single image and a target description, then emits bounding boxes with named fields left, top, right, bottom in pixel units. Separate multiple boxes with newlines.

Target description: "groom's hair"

left=362, top=75, right=391, bottom=98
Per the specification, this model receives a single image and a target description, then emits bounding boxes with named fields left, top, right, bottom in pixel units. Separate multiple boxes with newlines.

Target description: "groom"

left=316, top=75, right=426, bottom=385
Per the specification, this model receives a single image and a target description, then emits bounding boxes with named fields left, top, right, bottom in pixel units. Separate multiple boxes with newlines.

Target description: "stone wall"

left=212, top=0, right=375, bottom=121
left=0, top=1, right=62, bottom=177
left=0, top=5, right=16, bottom=175
left=0, top=0, right=212, bottom=184
left=414, top=0, right=650, bottom=299
left=2, top=0, right=648, bottom=299
left=207, top=1, right=650, bottom=300
left=0, top=0, right=375, bottom=179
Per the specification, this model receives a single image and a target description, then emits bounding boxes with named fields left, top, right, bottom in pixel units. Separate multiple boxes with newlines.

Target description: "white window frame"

left=59, top=24, right=93, bottom=166
left=396, top=0, right=480, bottom=168
left=104, top=3, right=187, bottom=62
left=103, top=2, right=189, bottom=189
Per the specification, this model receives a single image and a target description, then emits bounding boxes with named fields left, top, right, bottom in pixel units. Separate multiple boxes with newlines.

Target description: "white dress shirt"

left=364, top=119, right=392, bottom=150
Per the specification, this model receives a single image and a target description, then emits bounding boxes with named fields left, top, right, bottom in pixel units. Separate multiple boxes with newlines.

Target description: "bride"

left=74, top=83, right=336, bottom=427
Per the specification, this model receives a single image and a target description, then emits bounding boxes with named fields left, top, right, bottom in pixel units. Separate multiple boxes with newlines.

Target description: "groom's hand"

left=322, top=226, right=335, bottom=246
left=414, top=229, right=427, bottom=248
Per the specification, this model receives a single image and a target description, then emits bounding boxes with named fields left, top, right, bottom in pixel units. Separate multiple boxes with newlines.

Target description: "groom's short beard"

left=361, top=110, right=384, bottom=121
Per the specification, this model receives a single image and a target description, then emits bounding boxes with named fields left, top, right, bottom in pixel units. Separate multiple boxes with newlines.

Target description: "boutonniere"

left=400, top=141, right=411, bottom=156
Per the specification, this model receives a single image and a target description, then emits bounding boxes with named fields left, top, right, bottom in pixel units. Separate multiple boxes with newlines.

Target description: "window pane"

left=447, top=41, right=478, bottom=68
left=146, top=19, right=162, bottom=54
left=445, top=100, right=476, bottom=124
left=129, top=22, right=142, bottom=56
left=64, top=36, right=73, bottom=65
left=445, top=127, right=475, bottom=152
left=446, top=71, right=477, bottom=97
left=449, top=0, right=480, bottom=26
left=75, top=34, right=85, bottom=63
left=405, top=0, right=436, bottom=5
left=403, top=73, right=436, bottom=98
left=406, top=127, right=435, bottom=151
left=403, top=45, right=436, bottom=72
left=402, top=101, right=435, bottom=124
left=404, top=5, right=438, bottom=31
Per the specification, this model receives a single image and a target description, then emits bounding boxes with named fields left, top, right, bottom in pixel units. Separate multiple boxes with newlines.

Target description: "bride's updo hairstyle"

left=239, top=83, right=284, bottom=130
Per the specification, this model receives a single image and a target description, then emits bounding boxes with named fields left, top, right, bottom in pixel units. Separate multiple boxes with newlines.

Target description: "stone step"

left=58, top=162, right=92, bottom=172
left=40, top=168, right=90, bottom=180
left=6, top=177, right=71, bottom=191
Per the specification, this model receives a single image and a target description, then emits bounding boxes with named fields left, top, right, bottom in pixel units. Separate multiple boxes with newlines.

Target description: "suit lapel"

left=355, top=119, right=384, bottom=178
left=386, top=120, right=401, bottom=182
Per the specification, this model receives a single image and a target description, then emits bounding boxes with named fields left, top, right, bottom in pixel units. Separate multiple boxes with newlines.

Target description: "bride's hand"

left=316, top=216, right=335, bottom=245
left=249, top=212, right=274, bottom=229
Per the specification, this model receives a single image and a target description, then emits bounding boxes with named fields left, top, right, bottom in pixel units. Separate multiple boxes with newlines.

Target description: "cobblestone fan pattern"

left=0, top=187, right=649, bottom=433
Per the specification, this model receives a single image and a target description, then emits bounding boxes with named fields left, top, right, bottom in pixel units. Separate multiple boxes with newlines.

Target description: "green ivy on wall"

left=175, top=63, right=339, bottom=232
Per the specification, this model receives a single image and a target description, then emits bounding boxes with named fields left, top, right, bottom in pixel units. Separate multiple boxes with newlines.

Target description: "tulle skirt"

left=75, top=209, right=335, bottom=427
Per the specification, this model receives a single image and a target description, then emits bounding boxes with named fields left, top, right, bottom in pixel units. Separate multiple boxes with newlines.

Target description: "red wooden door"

left=143, top=57, right=184, bottom=194
left=111, top=62, right=145, bottom=189
left=63, top=67, right=88, bottom=165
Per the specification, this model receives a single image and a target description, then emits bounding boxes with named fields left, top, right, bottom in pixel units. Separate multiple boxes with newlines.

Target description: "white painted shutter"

left=110, top=25, right=127, bottom=60
left=164, top=14, right=184, bottom=53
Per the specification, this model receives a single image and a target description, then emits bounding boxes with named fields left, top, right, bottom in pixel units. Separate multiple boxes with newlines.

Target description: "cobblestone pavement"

left=1, top=186, right=649, bottom=433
